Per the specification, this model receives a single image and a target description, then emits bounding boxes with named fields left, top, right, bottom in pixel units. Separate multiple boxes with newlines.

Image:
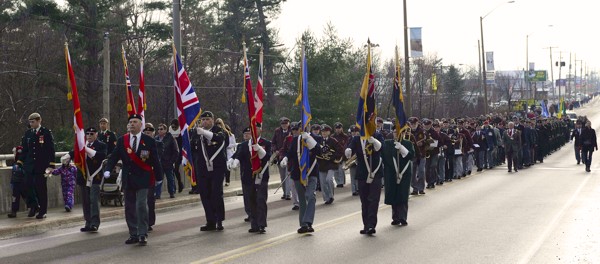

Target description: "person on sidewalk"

left=17, top=113, right=55, bottom=219
left=155, top=123, right=179, bottom=199
left=230, top=124, right=272, bottom=234
left=580, top=120, right=598, bottom=172
left=70, top=127, right=107, bottom=232
left=191, top=111, right=228, bottom=232
left=8, top=146, right=27, bottom=218
left=168, top=119, right=185, bottom=193
left=103, top=114, right=163, bottom=246
left=143, top=126, right=158, bottom=231
left=51, top=154, right=77, bottom=213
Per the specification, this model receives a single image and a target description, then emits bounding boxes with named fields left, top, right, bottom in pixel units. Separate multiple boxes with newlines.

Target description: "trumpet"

left=343, top=154, right=357, bottom=170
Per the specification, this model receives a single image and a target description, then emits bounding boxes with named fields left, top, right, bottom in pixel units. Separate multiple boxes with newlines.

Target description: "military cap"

left=311, top=124, right=321, bottom=130
left=279, top=117, right=290, bottom=124
left=28, top=113, right=41, bottom=120
left=200, top=111, right=214, bottom=118
left=334, top=122, right=343, bottom=128
left=99, top=118, right=109, bottom=123
left=128, top=114, right=143, bottom=121
left=85, top=127, right=98, bottom=133
left=290, top=122, right=301, bottom=130
left=243, top=127, right=251, bottom=133
left=350, top=125, right=359, bottom=132
left=422, top=118, right=432, bottom=125
left=143, top=126, right=155, bottom=132
left=321, top=124, right=332, bottom=131
left=408, top=117, right=419, bottom=124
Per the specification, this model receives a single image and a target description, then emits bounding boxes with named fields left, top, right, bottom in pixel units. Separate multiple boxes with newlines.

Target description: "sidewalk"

left=0, top=179, right=282, bottom=240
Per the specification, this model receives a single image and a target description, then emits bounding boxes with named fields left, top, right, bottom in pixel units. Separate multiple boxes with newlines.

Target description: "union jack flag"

left=173, top=45, right=201, bottom=187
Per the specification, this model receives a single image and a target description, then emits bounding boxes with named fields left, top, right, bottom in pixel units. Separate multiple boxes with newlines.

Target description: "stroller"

left=100, top=160, right=124, bottom=206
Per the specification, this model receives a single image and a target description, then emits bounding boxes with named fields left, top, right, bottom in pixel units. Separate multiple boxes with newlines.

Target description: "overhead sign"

left=530, top=70, right=547, bottom=82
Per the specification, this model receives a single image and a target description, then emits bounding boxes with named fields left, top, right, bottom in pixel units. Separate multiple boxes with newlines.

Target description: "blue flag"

left=294, top=46, right=311, bottom=185
left=540, top=100, right=549, bottom=118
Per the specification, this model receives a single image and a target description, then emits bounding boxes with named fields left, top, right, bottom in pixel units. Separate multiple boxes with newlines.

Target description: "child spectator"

left=51, top=154, right=77, bottom=212
left=8, top=146, right=27, bottom=218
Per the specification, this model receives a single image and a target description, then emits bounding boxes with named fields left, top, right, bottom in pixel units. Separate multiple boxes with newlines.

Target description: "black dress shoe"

left=291, top=205, right=299, bottom=211
left=359, top=229, right=367, bottom=234
left=508, top=169, right=511, bottom=172
left=148, top=226, right=153, bottom=232
left=65, top=206, right=71, bottom=212
left=36, top=214, right=46, bottom=219
left=410, top=191, right=418, bottom=195
left=281, top=196, right=287, bottom=200
left=307, top=226, right=314, bottom=233
left=80, top=227, right=92, bottom=232
left=178, top=182, right=184, bottom=193
left=297, top=226, right=310, bottom=234
left=170, top=194, right=175, bottom=198
left=336, top=184, right=344, bottom=188
left=244, top=217, right=250, bottom=222
left=352, top=192, right=359, bottom=196
left=216, top=222, right=224, bottom=231
left=285, top=196, right=291, bottom=200
left=248, top=228, right=259, bottom=233
left=514, top=169, right=518, bottom=172
left=400, top=219, right=408, bottom=226
left=258, top=227, right=266, bottom=234
left=419, top=190, right=425, bottom=195
left=7, top=212, right=16, bottom=218
left=138, top=236, right=147, bottom=245
left=324, top=198, right=334, bottom=204
left=391, top=220, right=401, bottom=225
left=366, top=227, right=376, bottom=235
left=200, top=224, right=217, bottom=231
left=125, top=236, right=139, bottom=244
left=28, top=206, right=39, bottom=217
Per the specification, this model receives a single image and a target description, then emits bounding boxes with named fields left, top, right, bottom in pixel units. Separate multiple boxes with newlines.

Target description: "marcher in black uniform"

left=382, top=129, right=414, bottom=226
left=346, top=132, right=385, bottom=235
left=231, top=124, right=272, bottom=233
left=191, top=111, right=228, bottom=231
left=103, top=114, right=163, bottom=245
left=570, top=120, right=584, bottom=164
left=72, top=127, right=107, bottom=232
left=98, top=118, right=118, bottom=156
left=580, top=120, right=598, bottom=172
left=17, top=113, right=55, bottom=219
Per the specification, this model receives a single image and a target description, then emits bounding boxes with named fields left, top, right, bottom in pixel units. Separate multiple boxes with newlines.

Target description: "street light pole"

left=403, top=0, right=411, bottom=117
left=480, top=0, right=515, bottom=115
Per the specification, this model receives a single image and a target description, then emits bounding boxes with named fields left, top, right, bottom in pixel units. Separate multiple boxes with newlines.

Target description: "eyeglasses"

left=158, top=128, right=166, bottom=130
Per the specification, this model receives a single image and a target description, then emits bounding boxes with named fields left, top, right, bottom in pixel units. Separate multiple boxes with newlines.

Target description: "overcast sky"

left=273, top=0, right=599, bottom=78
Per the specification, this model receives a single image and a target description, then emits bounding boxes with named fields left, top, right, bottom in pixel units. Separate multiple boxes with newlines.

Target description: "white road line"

left=517, top=171, right=593, bottom=264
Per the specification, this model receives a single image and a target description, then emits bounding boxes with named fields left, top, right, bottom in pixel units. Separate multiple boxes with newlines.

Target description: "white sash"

left=201, top=135, right=225, bottom=172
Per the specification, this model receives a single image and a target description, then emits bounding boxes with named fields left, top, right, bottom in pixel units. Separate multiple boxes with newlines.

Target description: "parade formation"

left=5, top=41, right=598, bottom=249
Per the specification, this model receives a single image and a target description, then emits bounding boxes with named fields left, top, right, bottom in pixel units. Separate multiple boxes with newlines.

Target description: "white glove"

left=231, top=159, right=240, bottom=169
left=398, top=144, right=409, bottom=158
left=280, top=157, right=288, bottom=168
left=394, top=142, right=402, bottom=149
left=345, top=148, right=352, bottom=159
left=103, top=171, right=111, bottom=178
left=226, top=158, right=233, bottom=171
left=84, top=146, right=97, bottom=158
left=197, top=127, right=214, bottom=140
left=369, top=137, right=382, bottom=151
left=155, top=180, right=163, bottom=187
left=305, top=136, right=317, bottom=149
left=301, top=132, right=310, bottom=139
left=252, top=144, right=267, bottom=159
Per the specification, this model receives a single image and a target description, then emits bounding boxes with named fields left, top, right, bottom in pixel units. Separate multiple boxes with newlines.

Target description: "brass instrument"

left=343, top=154, right=357, bottom=170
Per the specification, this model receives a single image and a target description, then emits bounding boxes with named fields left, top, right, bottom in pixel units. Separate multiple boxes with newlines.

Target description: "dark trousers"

left=241, top=183, right=253, bottom=220
left=358, top=177, right=382, bottom=229
left=28, top=174, right=47, bottom=214
left=10, top=182, right=27, bottom=213
left=224, top=170, right=231, bottom=184
left=124, top=188, right=149, bottom=237
left=198, top=172, right=225, bottom=224
left=81, top=184, right=101, bottom=228
left=174, top=163, right=184, bottom=189
left=147, top=189, right=156, bottom=227
left=391, top=202, right=408, bottom=222
left=445, top=153, right=454, bottom=180
left=506, top=150, right=519, bottom=171
left=582, top=148, right=594, bottom=168
left=248, top=181, right=269, bottom=229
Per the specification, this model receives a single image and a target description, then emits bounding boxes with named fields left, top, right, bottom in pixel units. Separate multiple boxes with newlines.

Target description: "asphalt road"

left=1, top=100, right=599, bottom=264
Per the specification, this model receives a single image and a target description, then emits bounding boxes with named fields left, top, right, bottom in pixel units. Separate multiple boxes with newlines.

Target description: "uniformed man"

left=422, top=118, right=441, bottom=189
left=382, top=128, right=414, bottom=226
left=191, top=111, right=228, bottom=231
left=346, top=130, right=385, bottom=235
left=503, top=122, right=521, bottom=173
left=332, top=122, right=350, bottom=188
left=272, top=117, right=293, bottom=200
left=73, top=127, right=107, bottom=232
left=17, top=113, right=55, bottom=219
left=570, top=120, right=583, bottom=164
left=281, top=122, right=301, bottom=210
left=408, top=117, right=426, bottom=195
left=347, top=125, right=360, bottom=196
left=103, top=114, right=163, bottom=245
left=230, top=124, right=272, bottom=233
left=98, top=118, right=118, bottom=155
left=282, top=122, right=321, bottom=233
left=317, top=124, right=343, bottom=205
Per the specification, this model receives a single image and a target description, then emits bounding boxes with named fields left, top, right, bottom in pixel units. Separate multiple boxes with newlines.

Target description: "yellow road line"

left=191, top=205, right=389, bottom=264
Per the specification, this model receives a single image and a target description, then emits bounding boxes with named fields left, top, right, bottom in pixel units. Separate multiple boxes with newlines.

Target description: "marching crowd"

left=7, top=105, right=598, bottom=244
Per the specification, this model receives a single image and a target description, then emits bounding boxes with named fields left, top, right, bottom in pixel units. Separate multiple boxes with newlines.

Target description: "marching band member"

left=382, top=128, right=415, bottom=226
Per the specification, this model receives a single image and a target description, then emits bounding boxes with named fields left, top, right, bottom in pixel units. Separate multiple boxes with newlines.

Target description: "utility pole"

left=558, top=51, right=562, bottom=101
left=103, top=32, right=110, bottom=120
left=403, top=0, right=411, bottom=117
left=544, top=46, right=557, bottom=100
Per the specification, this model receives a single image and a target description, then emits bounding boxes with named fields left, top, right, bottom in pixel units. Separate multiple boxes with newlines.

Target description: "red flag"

left=64, top=43, right=86, bottom=176
left=121, top=45, right=137, bottom=116
left=255, top=48, right=264, bottom=123
left=137, top=58, right=146, bottom=125
left=242, top=43, right=261, bottom=175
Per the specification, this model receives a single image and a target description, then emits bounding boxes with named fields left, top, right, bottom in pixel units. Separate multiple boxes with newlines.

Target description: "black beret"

left=128, top=114, right=143, bottom=121
left=200, top=111, right=214, bottom=118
